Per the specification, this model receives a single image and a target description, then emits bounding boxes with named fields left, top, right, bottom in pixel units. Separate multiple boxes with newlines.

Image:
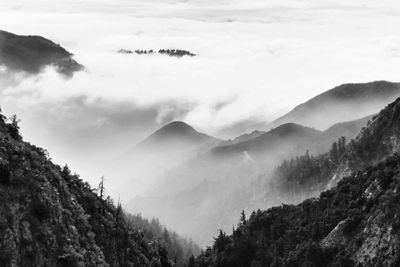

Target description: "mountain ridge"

left=194, top=97, right=400, bottom=266
left=0, top=109, right=176, bottom=266
left=211, top=123, right=321, bottom=156
left=270, top=81, right=400, bottom=130
left=137, top=121, right=220, bottom=148
left=0, top=29, right=83, bottom=76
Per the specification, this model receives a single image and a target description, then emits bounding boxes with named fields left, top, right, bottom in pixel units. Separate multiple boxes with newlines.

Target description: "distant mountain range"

left=211, top=123, right=321, bottom=159
left=126, top=117, right=373, bottom=245
left=270, top=81, right=400, bottom=130
left=220, top=130, right=265, bottom=145
left=126, top=81, right=400, bottom=246
left=308, top=115, right=373, bottom=155
left=4, top=26, right=400, bottom=267
left=194, top=96, right=400, bottom=267
left=0, top=30, right=83, bottom=76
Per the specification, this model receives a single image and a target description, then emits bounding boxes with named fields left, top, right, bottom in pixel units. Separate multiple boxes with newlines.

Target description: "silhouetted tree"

left=7, top=114, right=21, bottom=140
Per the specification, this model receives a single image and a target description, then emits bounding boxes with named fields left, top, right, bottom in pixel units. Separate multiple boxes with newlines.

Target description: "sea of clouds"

left=1, top=0, right=400, bottom=196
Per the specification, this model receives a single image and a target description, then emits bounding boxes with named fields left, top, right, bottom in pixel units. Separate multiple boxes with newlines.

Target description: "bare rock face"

left=320, top=219, right=348, bottom=249
left=356, top=222, right=397, bottom=266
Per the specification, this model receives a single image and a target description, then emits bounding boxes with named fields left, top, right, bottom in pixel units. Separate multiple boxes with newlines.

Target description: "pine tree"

left=187, top=255, right=196, bottom=267
left=98, top=176, right=105, bottom=214
left=7, top=115, right=21, bottom=140
left=330, top=141, right=339, bottom=164
left=240, top=210, right=247, bottom=226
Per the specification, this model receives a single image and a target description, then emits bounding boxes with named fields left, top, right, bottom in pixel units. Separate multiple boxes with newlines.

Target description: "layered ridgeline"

left=0, top=30, right=83, bottom=76
left=193, top=97, right=400, bottom=266
left=126, top=81, right=400, bottom=247
left=270, top=81, right=400, bottom=130
left=127, top=123, right=321, bottom=246
left=110, top=121, right=221, bottom=197
left=127, top=117, right=373, bottom=246
left=0, top=110, right=198, bottom=266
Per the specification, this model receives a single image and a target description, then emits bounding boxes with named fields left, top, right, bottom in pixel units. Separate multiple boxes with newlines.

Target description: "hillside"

left=136, top=121, right=219, bottom=150
left=127, top=119, right=372, bottom=246
left=211, top=123, right=321, bottom=161
left=270, top=81, right=400, bottom=130
left=0, top=110, right=174, bottom=266
left=0, top=30, right=83, bottom=76
left=127, top=214, right=201, bottom=266
left=193, top=97, right=400, bottom=266
left=309, top=115, right=373, bottom=155
left=127, top=124, right=321, bottom=246
left=274, top=97, right=400, bottom=198
left=195, top=154, right=400, bottom=266
left=218, top=130, right=265, bottom=146
left=109, top=121, right=222, bottom=203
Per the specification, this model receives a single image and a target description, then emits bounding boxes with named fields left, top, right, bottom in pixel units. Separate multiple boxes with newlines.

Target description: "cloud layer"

left=1, top=0, right=400, bottom=194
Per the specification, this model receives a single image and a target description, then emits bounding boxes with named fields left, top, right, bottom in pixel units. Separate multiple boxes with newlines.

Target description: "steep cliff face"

left=0, top=111, right=170, bottom=266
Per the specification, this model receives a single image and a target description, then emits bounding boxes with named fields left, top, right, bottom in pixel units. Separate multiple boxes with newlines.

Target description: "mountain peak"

left=136, top=121, right=220, bottom=149
left=270, top=81, right=400, bottom=130
left=149, top=121, right=200, bottom=140
left=160, top=120, right=195, bottom=131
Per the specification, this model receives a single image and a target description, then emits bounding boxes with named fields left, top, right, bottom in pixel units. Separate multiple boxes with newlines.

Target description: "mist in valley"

left=3, top=0, right=400, bottom=252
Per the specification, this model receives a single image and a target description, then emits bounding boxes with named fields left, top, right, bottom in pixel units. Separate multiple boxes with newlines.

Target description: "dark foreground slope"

left=0, top=30, right=83, bottom=76
left=196, top=154, right=400, bottom=266
left=0, top=112, right=171, bottom=266
left=194, top=98, right=400, bottom=266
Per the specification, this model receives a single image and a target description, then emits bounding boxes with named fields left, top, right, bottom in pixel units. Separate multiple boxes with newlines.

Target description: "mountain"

left=274, top=97, right=400, bottom=199
left=214, top=115, right=373, bottom=161
left=194, top=97, right=400, bottom=266
left=309, top=114, right=374, bottom=155
left=109, top=121, right=221, bottom=199
left=0, top=111, right=176, bottom=266
left=135, top=121, right=220, bottom=150
left=127, top=123, right=321, bottom=246
left=211, top=123, right=321, bottom=163
left=0, top=30, right=83, bottom=76
left=270, top=81, right=400, bottom=130
left=126, top=114, right=377, bottom=247
left=123, top=121, right=221, bottom=165
left=196, top=154, right=400, bottom=266
left=219, top=130, right=265, bottom=146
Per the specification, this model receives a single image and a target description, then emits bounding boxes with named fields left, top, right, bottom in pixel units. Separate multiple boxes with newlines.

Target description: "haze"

left=1, top=0, right=400, bottom=203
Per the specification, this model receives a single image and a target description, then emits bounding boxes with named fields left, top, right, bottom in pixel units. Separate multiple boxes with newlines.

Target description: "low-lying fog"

left=2, top=0, right=400, bottom=246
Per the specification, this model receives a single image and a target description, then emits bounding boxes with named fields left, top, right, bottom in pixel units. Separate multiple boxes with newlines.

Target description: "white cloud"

left=1, top=0, right=400, bottom=192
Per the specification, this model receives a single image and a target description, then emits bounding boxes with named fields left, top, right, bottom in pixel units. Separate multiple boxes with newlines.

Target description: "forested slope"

left=0, top=30, right=82, bottom=76
left=0, top=109, right=172, bottom=266
left=194, top=97, right=400, bottom=266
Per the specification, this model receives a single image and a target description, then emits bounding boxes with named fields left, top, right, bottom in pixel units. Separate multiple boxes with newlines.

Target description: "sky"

left=1, top=0, right=400, bottom=196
